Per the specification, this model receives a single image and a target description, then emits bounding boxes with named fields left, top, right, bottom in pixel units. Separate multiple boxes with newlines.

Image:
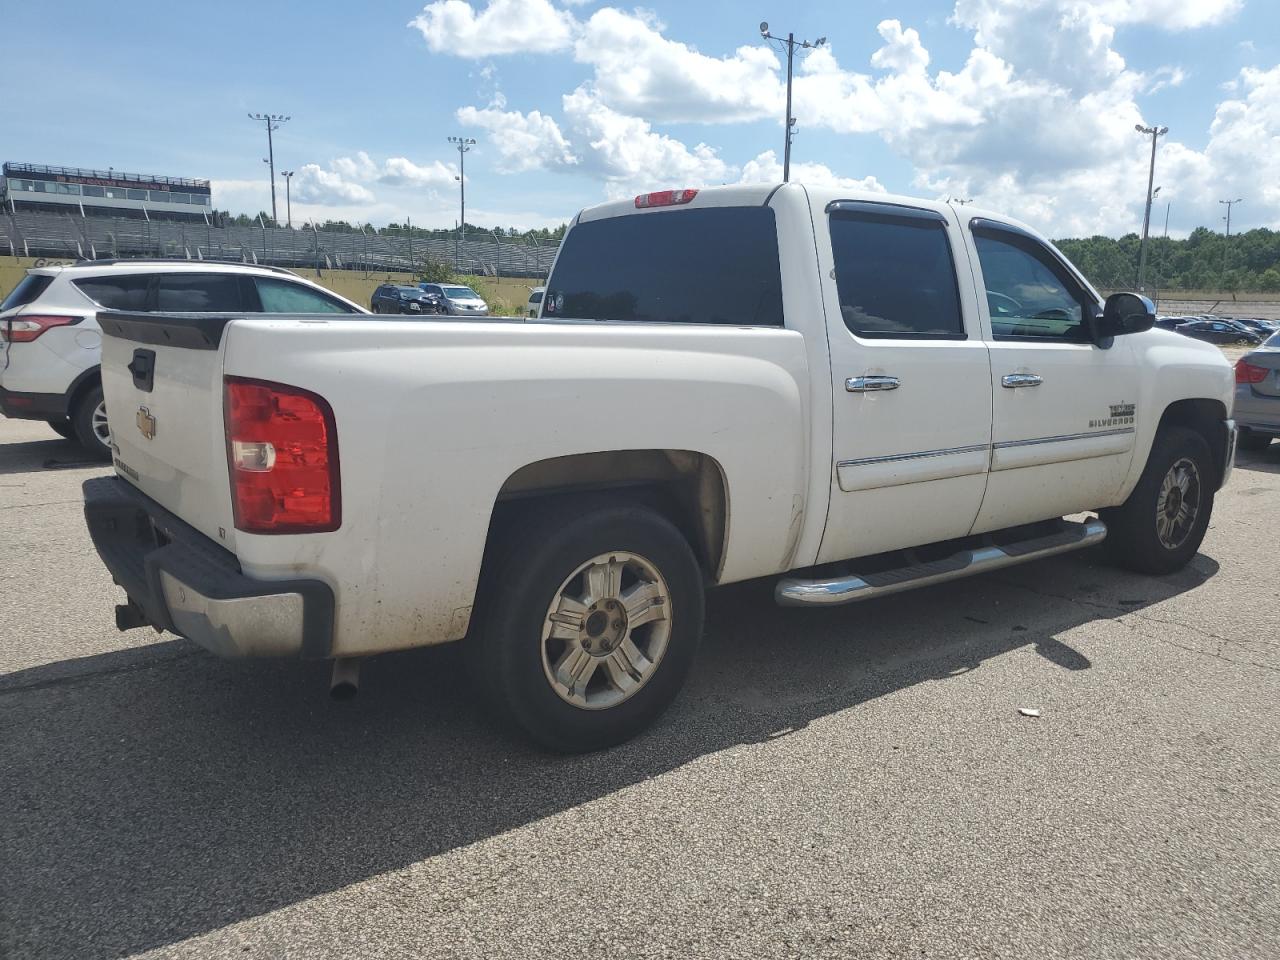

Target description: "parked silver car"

left=1235, top=331, right=1280, bottom=451
left=417, top=283, right=489, bottom=316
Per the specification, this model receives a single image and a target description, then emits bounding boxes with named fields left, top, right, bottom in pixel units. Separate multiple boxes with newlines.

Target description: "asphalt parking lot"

left=1, top=416, right=1278, bottom=960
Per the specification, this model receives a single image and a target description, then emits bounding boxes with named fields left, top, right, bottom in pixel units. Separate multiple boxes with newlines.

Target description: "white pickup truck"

left=83, top=184, right=1237, bottom=752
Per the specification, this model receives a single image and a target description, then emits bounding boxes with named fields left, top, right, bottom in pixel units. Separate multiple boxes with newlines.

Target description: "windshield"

left=1265, top=331, right=1280, bottom=347
left=442, top=286, right=479, bottom=299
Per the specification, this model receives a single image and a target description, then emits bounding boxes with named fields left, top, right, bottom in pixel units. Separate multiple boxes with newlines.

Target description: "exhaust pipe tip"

left=329, top=657, right=361, bottom=701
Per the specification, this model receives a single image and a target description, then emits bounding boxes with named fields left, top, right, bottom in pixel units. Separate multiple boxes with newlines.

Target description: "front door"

left=962, top=220, right=1140, bottom=533
left=816, top=201, right=993, bottom=565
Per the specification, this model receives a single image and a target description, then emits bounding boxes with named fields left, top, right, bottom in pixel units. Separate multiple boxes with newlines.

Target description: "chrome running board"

left=775, top=518, right=1107, bottom=607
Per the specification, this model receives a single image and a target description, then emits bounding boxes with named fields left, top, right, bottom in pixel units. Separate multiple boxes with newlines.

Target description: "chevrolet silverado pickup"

left=82, top=183, right=1237, bottom=752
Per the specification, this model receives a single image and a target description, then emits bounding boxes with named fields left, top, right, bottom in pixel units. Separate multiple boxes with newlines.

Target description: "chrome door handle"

left=1001, top=373, right=1043, bottom=388
left=846, top=375, right=900, bottom=393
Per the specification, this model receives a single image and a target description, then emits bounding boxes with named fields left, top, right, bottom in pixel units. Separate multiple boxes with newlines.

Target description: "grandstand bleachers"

left=1, top=208, right=559, bottom=278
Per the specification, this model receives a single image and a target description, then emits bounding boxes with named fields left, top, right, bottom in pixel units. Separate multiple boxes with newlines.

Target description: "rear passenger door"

left=816, top=201, right=993, bottom=564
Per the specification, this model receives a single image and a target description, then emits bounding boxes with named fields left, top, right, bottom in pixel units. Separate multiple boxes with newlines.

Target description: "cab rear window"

left=545, top=207, right=783, bottom=326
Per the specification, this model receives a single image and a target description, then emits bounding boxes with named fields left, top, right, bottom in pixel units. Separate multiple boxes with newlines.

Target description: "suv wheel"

left=468, top=497, right=705, bottom=753
left=1101, top=426, right=1215, bottom=575
left=45, top=418, right=75, bottom=441
left=71, top=385, right=113, bottom=461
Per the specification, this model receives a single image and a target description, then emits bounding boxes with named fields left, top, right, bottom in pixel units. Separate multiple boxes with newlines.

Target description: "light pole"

left=1135, top=123, right=1167, bottom=292
left=447, top=136, right=476, bottom=269
left=759, top=22, right=826, bottom=182
left=1220, top=197, right=1243, bottom=282
left=248, top=112, right=290, bottom=224
left=280, top=170, right=294, bottom=228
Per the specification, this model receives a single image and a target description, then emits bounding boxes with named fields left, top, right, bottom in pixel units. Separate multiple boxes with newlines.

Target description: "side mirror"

left=1095, top=292, right=1156, bottom=339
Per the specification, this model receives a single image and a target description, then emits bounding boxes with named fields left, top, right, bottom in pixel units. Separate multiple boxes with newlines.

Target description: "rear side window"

left=74, top=275, right=153, bottom=310
left=1, top=274, right=53, bottom=311
left=252, top=278, right=354, bottom=313
left=545, top=207, right=783, bottom=326
left=829, top=209, right=964, bottom=339
left=155, top=274, right=243, bottom=312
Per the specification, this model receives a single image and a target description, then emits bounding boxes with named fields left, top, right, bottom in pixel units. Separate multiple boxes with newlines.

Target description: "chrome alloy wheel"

left=1155, top=456, right=1201, bottom=550
left=91, top=400, right=111, bottom=448
left=540, top=552, right=672, bottom=710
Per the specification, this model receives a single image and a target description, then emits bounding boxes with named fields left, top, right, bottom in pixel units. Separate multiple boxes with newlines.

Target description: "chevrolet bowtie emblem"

left=136, top=405, right=157, bottom=441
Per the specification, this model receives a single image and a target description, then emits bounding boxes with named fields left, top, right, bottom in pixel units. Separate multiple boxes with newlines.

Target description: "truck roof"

left=575, top=182, right=1045, bottom=238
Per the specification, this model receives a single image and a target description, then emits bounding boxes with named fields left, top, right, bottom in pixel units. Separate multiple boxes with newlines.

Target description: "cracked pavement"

left=1, top=416, right=1278, bottom=960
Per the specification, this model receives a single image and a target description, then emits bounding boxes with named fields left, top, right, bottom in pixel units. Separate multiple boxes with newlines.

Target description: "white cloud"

left=379, top=157, right=459, bottom=187
left=293, top=163, right=376, bottom=205
left=455, top=103, right=578, bottom=172
left=738, top=151, right=885, bottom=192
left=572, top=8, right=781, bottom=123
left=561, top=87, right=732, bottom=194
left=422, top=0, right=1275, bottom=237
left=408, top=0, right=576, bottom=57
left=331, top=152, right=378, bottom=181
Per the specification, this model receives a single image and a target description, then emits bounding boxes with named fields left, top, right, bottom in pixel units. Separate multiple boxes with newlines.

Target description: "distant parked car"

left=1230, top=317, right=1279, bottom=337
left=371, top=284, right=445, bottom=315
left=527, top=286, right=545, bottom=318
left=418, top=283, right=489, bottom=316
left=1235, top=331, right=1280, bottom=451
left=1176, top=319, right=1263, bottom=345
left=1154, top=316, right=1190, bottom=331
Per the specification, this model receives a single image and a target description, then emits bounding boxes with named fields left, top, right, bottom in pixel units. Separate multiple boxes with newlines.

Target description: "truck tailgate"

left=98, top=312, right=236, bottom=547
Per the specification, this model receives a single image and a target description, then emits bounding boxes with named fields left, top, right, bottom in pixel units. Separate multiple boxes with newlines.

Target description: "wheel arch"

left=488, top=449, right=731, bottom=584
left=1156, top=398, right=1229, bottom=486
left=64, top=365, right=102, bottom=415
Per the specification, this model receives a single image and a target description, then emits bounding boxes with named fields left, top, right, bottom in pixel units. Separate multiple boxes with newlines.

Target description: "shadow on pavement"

left=0, top=549, right=1216, bottom=957
left=1233, top=443, right=1280, bottom=476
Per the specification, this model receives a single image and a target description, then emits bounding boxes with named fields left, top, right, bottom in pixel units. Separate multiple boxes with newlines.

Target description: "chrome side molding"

left=775, top=518, right=1107, bottom=607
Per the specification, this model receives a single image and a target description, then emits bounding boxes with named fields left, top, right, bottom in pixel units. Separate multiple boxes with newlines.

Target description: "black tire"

left=1238, top=429, right=1273, bottom=452
left=468, top=497, right=705, bottom=753
left=1100, top=426, right=1215, bottom=575
left=70, top=384, right=112, bottom=461
left=45, top=418, right=75, bottom=440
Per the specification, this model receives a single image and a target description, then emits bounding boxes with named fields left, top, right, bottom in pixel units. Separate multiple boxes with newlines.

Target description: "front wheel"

left=71, top=385, right=113, bottom=462
left=468, top=498, right=705, bottom=752
left=1100, top=426, right=1215, bottom=575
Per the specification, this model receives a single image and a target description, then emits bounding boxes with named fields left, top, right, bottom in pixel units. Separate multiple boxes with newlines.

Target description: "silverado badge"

left=136, top=406, right=157, bottom=441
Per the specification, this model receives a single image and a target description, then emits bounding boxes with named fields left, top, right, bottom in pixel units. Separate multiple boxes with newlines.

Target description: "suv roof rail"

left=68, top=257, right=297, bottom=276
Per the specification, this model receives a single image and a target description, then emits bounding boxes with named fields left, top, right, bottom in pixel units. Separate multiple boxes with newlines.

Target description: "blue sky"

left=3, top=0, right=1277, bottom=238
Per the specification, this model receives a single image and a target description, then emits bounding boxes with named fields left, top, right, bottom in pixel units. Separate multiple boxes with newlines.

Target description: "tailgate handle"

left=128, top=348, right=156, bottom=393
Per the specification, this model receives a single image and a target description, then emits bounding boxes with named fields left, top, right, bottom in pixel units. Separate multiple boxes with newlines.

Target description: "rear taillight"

left=1236, top=359, right=1269, bottom=384
left=224, top=377, right=340, bottom=534
left=1, top=315, right=82, bottom=342
left=634, top=189, right=698, bottom=208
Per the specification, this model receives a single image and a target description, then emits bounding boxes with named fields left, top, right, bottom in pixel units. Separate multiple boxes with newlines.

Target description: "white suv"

left=0, top=260, right=366, bottom=459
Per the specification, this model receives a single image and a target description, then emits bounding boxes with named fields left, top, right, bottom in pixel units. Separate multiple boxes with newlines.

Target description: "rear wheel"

left=45, top=418, right=75, bottom=440
left=468, top=497, right=705, bottom=753
left=1101, top=426, right=1214, bottom=575
left=71, top=384, right=112, bottom=461
left=1238, top=429, right=1273, bottom=452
